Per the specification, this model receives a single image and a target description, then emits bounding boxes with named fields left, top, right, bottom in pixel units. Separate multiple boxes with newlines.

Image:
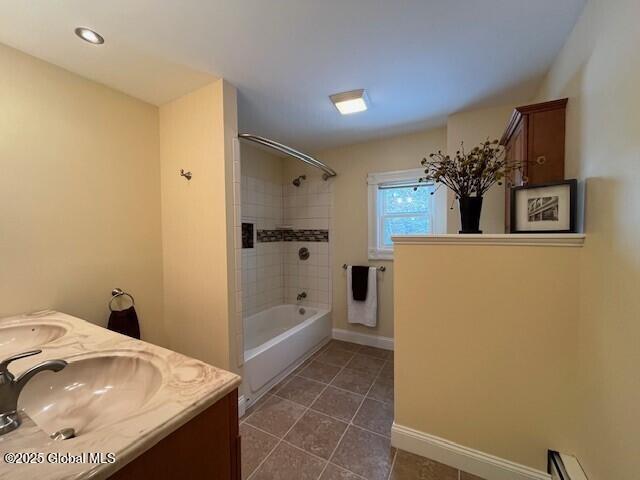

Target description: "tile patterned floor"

left=240, top=340, right=485, bottom=480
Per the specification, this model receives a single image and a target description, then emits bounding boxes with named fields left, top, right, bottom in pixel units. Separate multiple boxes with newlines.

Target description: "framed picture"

left=510, top=179, right=577, bottom=233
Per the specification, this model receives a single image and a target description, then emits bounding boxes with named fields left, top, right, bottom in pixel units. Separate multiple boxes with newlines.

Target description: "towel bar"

left=342, top=264, right=386, bottom=272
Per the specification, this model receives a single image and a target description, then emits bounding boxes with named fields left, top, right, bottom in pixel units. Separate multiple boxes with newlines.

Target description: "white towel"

left=347, top=266, right=378, bottom=327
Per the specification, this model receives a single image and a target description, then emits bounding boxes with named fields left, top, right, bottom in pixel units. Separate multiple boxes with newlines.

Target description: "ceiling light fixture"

left=329, top=89, right=369, bottom=115
left=74, top=27, right=104, bottom=45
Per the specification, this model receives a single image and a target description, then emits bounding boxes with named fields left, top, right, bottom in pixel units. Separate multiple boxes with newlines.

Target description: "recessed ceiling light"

left=74, top=27, right=104, bottom=45
left=330, top=89, right=369, bottom=115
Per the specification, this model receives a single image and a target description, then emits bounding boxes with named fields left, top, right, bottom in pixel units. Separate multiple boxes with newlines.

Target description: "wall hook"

left=180, top=169, right=192, bottom=180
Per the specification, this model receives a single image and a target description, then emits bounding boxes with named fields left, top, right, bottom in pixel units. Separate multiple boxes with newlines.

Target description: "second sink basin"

left=0, top=323, right=67, bottom=358
left=19, top=353, right=163, bottom=437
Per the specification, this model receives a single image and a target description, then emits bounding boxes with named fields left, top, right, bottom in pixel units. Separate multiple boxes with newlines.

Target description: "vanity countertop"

left=0, top=310, right=241, bottom=480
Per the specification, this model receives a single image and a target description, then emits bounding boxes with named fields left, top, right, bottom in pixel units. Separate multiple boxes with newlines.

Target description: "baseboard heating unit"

left=548, top=451, right=588, bottom=480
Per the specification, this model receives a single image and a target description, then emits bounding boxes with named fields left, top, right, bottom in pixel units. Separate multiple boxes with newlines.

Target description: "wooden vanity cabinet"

left=110, top=389, right=240, bottom=480
left=500, top=98, right=568, bottom=232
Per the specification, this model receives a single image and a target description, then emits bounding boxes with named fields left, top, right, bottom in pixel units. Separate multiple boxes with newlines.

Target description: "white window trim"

left=367, top=168, right=429, bottom=260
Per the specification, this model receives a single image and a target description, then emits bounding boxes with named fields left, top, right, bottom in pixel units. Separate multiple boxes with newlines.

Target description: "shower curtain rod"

left=238, top=133, right=337, bottom=180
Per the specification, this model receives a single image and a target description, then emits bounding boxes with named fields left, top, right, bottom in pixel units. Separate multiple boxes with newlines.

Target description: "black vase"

left=459, top=196, right=483, bottom=234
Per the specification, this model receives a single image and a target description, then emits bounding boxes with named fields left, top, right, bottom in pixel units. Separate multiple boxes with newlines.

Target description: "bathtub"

left=243, top=304, right=331, bottom=405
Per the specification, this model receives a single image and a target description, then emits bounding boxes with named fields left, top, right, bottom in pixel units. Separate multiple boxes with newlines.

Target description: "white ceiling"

left=0, top=0, right=585, bottom=151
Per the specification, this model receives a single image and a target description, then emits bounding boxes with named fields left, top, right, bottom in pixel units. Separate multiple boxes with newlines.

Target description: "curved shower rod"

left=238, top=133, right=337, bottom=180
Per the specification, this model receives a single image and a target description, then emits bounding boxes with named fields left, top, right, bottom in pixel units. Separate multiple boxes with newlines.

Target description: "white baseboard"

left=332, top=328, right=394, bottom=350
left=238, top=395, right=247, bottom=418
left=391, top=423, right=551, bottom=480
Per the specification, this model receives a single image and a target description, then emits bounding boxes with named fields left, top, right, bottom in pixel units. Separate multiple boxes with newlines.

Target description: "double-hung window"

left=368, top=169, right=434, bottom=260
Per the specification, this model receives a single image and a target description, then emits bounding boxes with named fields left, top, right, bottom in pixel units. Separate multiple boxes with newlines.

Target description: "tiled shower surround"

left=241, top=175, right=332, bottom=318
left=284, top=241, right=330, bottom=306
left=241, top=175, right=285, bottom=318
left=282, top=178, right=332, bottom=309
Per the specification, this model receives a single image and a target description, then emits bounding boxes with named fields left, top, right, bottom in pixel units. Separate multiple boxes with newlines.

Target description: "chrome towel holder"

left=342, top=264, right=386, bottom=272
left=109, top=288, right=135, bottom=312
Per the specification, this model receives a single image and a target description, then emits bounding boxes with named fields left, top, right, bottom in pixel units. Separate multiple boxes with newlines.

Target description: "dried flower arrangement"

left=417, top=139, right=521, bottom=197
left=417, top=139, right=524, bottom=233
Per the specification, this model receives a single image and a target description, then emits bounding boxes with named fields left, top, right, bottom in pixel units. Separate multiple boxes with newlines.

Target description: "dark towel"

left=351, top=266, right=370, bottom=301
left=107, top=306, right=141, bottom=339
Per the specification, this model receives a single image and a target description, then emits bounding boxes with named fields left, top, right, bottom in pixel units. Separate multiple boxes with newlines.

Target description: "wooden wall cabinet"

left=500, top=98, right=568, bottom=232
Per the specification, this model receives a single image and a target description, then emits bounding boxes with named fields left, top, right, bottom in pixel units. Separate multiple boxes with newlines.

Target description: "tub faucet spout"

left=297, top=291, right=307, bottom=302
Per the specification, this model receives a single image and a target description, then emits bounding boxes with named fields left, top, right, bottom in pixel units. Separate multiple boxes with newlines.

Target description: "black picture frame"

left=510, top=179, right=577, bottom=233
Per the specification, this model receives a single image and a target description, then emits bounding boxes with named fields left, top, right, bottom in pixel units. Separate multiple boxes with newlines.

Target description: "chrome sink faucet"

left=297, top=291, right=307, bottom=302
left=0, top=350, right=67, bottom=436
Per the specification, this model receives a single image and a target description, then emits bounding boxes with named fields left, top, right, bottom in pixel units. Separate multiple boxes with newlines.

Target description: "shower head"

left=292, top=175, right=306, bottom=187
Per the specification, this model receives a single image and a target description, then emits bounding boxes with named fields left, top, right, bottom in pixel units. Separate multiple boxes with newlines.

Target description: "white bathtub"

left=243, top=304, right=331, bottom=404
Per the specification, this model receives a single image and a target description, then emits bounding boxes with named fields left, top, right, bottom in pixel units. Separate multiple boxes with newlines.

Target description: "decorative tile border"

left=257, top=229, right=283, bottom=242
left=257, top=229, right=329, bottom=243
left=284, top=229, right=329, bottom=242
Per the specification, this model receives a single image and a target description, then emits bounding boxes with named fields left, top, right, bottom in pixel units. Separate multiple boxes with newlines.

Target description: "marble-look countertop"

left=0, top=310, right=241, bottom=479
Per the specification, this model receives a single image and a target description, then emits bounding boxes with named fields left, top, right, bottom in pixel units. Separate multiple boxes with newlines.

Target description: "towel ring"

left=109, top=288, right=135, bottom=312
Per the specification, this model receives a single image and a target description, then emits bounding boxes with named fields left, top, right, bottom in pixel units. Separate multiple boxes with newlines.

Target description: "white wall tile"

left=242, top=174, right=332, bottom=320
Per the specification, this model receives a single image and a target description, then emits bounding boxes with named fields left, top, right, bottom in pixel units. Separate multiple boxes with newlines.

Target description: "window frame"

left=367, top=168, right=433, bottom=260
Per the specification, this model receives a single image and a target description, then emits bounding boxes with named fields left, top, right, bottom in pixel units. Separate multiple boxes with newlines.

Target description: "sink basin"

left=0, top=324, right=67, bottom=358
left=19, top=353, right=163, bottom=436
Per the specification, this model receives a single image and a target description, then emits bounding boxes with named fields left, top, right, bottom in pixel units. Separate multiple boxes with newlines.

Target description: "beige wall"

left=446, top=104, right=519, bottom=234
left=535, top=0, right=640, bottom=477
left=394, top=0, right=640, bottom=475
left=241, top=143, right=285, bottom=184
left=312, top=129, right=447, bottom=339
left=283, top=108, right=521, bottom=340
left=394, top=242, right=581, bottom=471
left=159, top=80, right=238, bottom=370
left=0, top=43, right=165, bottom=346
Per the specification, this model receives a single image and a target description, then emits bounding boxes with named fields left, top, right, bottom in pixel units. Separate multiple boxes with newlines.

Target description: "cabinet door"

left=109, top=389, right=240, bottom=480
left=527, top=109, right=566, bottom=184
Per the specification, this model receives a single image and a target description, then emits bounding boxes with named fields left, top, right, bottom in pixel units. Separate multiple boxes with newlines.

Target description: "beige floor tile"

left=240, top=424, right=279, bottom=480
left=320, top=463, right=362, bottom=479
left=269, top=375, right=294, bottom=396
left=242, top=393, right=272, bottom=420
left=345, top=354, right=385, bottom=374
left=311, top=386, right=364, bottom=422
left=358, top=346, right=391, bottom=360
left=251, top=442, right=326, bottom=480
left=367, top=377, right=394, bottom=404
left=315, top=347, right=356, bottom=367
left=379, top=362, right=394, bottom=381
left=326, top=340, right=362, bottom=352
left=310, top=344, right=331, bottom=359
left=292, top=358, right=314, bottom=375
left=353, top=398, right=394, bottom=437
left=276, top=376, right=326, bottom=406
left=390, top=450, right=458, bottom=480
left=245, top=395, right=306, bottom=438
left=285, top=410, right=348, bottom=459
left=331, top=426, right=395, bottom=480
left=299, top=360, right=342, bottom=384
left=331, top=368, right=376, bottom=395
